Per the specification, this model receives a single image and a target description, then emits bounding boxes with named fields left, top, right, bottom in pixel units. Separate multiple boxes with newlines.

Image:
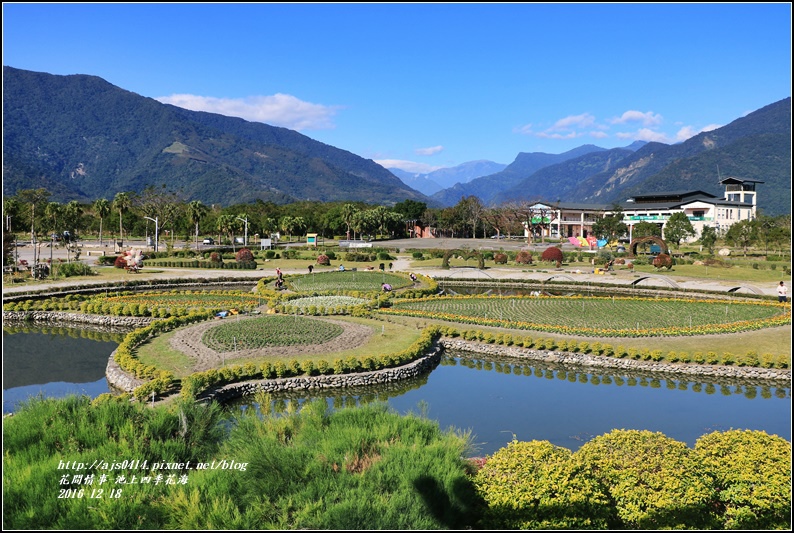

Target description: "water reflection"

left=228, top=350, right=790, bottom=456
left=2, top=322, right=126, bottom=413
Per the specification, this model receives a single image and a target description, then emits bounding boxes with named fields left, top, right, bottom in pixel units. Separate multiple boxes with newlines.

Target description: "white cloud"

left=616, top=128, right=669, bottom=143
left=589, top=131, right=609, bottom=139
left=513, top=123, right=534, bottom=135
left=610, top=110, right=663, bottom=127
left=374, top=159, right=443, bottom=174
left=551, top=113, right=596, bottom=130
left=155, top=93, right=340, bottom=131
left=536, top=131, right=581, bottom=140
left=675, top=123, right=722, bottom=142
left=415, top=145, right=444, bottom=156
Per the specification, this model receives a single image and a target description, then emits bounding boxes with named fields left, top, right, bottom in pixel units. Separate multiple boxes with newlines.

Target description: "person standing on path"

left=777, top=281, right=788, bottom=303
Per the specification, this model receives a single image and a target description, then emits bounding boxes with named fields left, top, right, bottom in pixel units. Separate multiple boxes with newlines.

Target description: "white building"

left=523, top=177, right=762, bottom=244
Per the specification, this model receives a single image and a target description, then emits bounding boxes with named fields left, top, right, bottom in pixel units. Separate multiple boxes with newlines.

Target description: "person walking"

left=777, top=281, right=788, bottom=303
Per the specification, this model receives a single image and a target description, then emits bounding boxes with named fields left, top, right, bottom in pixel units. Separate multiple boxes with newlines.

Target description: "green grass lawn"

left=136, top=316, right=423, bottom=377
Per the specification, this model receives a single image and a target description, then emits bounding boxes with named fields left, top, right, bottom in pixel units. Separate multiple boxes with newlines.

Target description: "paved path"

left=3, top=237, right=784, bottom=298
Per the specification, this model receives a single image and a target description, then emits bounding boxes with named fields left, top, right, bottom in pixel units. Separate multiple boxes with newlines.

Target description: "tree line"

left=3, top=187, right=790, bottom=255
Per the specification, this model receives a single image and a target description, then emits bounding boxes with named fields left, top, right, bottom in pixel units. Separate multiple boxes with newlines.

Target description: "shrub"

left=493, top=253, right=508, bottom=264
left=316, top=254, right=330, bottom=265
left=575, top=429, right=716, bottom=529
left=652, top=254, right=673, bottom=270
left=540, top=246, right=564, bottom=264
left=695, top=430, right=792, bottom=530
left=235, top=248, right=254, bottom=263
left=113, top=255, right=127, bottom=269
left=474, top=440, right=612, bottom=529
left=514, top=250, right=533, bottom=264
left=412, top=251, right=424, bottom=260
left=209, top=252, right=222, bottom=263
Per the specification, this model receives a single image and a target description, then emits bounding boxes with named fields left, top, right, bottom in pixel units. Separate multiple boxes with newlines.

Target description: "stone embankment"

left=439, top=339, right=791, bottom=382
left=3, top=310, right=153, bottom=327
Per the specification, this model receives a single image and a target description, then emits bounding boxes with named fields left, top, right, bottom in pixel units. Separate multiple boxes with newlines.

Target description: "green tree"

left=112, top=192, right=131, bottom=245
left=93, top=198, right=111, bottom=246
left=591, top=205, right=629, bottom=248
left=631, top=220, right=662, bottom=239
left=187, top=200, right=209, bottom=249
left=664, top=212, right=696, bottom=248
left=340, top=203, right=358, bottom=240
left=698, top=225, right=718, bottom=254
left=3, top=197, right=21, bottom=232
left=724, top=219, right=758, bottom=257
left=44, top=202, right=62, bottom=235
left=216, top=214, right=236, bottom=249
left=17, top=188, right=51, bottom=244
left=62, top=200, right=83, bottom=238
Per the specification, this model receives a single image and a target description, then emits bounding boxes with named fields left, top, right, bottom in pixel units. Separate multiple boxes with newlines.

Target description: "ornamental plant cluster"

left=474, top=429, right=791, bottom=530
left=540, top=246, right=564, bottom=264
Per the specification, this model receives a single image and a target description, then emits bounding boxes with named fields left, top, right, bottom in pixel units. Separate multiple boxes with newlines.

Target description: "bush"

left=235, top=248, right=254, bottom=263
left=540, top=246, right=564, bottom=264
left=695, top=430, right=792, bottom=530
left=493, top=253, right=508, bottom=264
left=316, top=254, right=330, bottom=265
left=412, top=251, right=424, bottom=260
left=514, top=250, right=533, bottom=264
left=575, top=429, right=716, bottom=529
left=474, top=440, right=612, bottom=529
left=209, top=252, right=222, bottom=263
left=113, top=255, right=127, bottom=269
left=653, top=253, right=673, bottom=270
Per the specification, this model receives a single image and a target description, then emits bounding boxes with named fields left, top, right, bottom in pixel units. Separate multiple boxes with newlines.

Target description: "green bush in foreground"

left=4, top=396, right=790, bottom=530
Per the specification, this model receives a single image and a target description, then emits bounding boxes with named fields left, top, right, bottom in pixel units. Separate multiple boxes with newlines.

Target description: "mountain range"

left=3, top=66, right=791, bottom=216
left=2, top=66, right=428, bottom=206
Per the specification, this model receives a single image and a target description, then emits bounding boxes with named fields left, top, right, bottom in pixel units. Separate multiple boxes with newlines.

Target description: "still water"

left=3, top=324, right=790, bottom=456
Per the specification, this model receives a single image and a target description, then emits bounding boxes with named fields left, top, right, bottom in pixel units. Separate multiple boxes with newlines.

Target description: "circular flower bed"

left=201, top=315, right=344, bottom=352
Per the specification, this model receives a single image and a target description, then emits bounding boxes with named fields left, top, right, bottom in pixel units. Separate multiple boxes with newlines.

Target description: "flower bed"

left=383, top=295, right=791, bottom=337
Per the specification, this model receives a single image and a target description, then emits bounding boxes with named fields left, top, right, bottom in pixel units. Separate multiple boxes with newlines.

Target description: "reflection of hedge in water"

left=445, top=352, right=791, bottom=399
left=227, top=369, right=434, bottom=413
left=2, top=322, right=130, bottom=343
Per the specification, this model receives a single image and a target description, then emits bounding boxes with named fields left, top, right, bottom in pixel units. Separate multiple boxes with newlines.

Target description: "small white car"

left=202, top=238, right=214, bottom=245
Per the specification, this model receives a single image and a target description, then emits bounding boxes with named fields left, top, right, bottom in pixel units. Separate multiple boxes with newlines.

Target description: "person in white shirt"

left=777, top=281, right=788, bottom=303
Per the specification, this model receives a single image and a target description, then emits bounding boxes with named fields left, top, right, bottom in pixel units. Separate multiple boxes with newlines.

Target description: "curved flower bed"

left=382, top=295, right=791, bottom=338
left=202, top=315, right=345, bottom=352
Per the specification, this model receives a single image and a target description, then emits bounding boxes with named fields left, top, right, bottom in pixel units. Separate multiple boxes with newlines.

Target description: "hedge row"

left=439, top=326, right=790, bottom=369
left=474, top=429, right=790, bottom=530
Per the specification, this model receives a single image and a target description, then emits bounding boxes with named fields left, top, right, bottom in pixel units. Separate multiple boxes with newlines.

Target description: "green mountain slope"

left=2, top=66, right=428, bottom=206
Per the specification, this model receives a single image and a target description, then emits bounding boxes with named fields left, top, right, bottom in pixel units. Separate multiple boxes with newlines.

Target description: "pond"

left=3, top=324, right=790, bottom=456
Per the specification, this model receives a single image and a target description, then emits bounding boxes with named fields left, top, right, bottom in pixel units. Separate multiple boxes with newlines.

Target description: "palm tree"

left=341, top=204, right=358, bottom=240
left=279, top=215, right=294, bottom=242
left=113, top=192, right=131, bottom=246
left=187, top=200, right=209, bottom=249
left=216, top=214, right=236, bottom=250
left=93, top=198, right=110, bottom=246
left=44, top=201, right=62, bottom=237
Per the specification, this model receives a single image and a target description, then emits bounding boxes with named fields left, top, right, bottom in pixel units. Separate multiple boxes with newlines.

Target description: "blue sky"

left=3, top=3, right=791, bottom=174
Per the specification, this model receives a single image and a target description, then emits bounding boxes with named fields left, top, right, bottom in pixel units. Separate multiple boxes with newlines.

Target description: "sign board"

left=339, top=240, right=372, bottom=248
left=306, top=233, right=318, bottom=247
left=260, top=238, right=272, bottom=250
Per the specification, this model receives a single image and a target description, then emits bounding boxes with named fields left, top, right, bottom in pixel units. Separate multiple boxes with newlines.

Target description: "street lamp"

left=235, top=216, right=248, bottom=246
left=143, top=216, right=159, bottom=252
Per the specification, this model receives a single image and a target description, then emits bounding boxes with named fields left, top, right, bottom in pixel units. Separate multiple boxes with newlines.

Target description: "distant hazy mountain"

left=388, top=160, right=507, bottom=196
left=573, top=98, right=791, bottom=216
left=430, top=145, right=607, bottom=207
left=2, top=66, right=430, bottom=206
left=430, top=97, right=791, bottom=217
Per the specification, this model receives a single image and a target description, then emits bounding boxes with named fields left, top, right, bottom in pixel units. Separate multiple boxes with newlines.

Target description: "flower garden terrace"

left=2, top=269, right=790, bottom=405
